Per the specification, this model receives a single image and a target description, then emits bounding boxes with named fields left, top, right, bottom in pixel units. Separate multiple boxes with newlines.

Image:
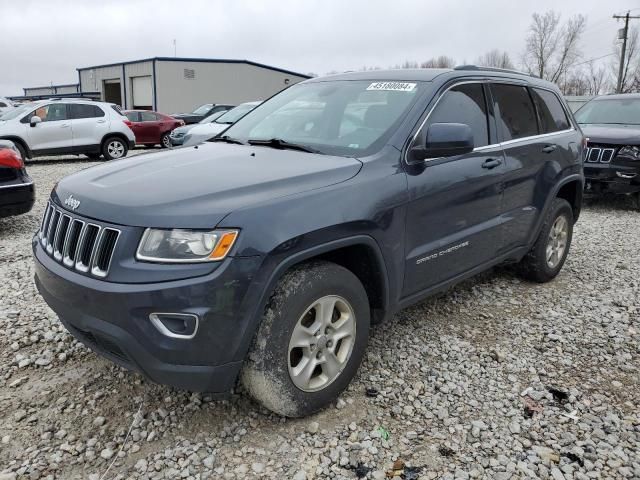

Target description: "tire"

left=161, top=132, right=172, bottom=148
left=517, top=198, right=574, bottom=283
left=241, top=261, right=370, bottom=417
left=101, top=136, right=128, bottom=160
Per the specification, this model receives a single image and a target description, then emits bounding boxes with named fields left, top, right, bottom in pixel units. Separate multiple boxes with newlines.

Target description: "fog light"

left=149, top=313, right=199, bottom=339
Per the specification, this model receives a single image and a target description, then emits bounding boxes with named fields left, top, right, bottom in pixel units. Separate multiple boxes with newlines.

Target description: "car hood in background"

left=182, top=123, right=229, bottom=146
left=53, top=143, right=362, bottom=228
left=581, top=124, right=640, bottom=145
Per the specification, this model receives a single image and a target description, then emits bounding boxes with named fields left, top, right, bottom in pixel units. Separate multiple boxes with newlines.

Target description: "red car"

left=123, top=110, right=184, bottom=148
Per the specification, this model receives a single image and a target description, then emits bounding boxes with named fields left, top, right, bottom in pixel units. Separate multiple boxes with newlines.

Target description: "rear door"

left=24, top=103, right=73, bottom=152
left=491, top=83, right=572, bottom=251
left=125, top=111, right=149, bottom=144
left=403, top=82, right=506, bottom=296
left=69, top=104, right=109, bottom=148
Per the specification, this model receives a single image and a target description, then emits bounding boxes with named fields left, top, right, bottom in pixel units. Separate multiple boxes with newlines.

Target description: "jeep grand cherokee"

left=33, top=67, right=584, bottom=417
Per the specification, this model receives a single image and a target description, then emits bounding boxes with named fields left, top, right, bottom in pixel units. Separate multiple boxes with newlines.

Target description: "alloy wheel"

left=546, top=215, right=568, bottom=268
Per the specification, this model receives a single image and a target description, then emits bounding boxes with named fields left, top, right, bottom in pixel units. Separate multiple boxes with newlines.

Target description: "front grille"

left=39, top=202, right=120, bottom=278
left=586, top=145, right=616, bottom=163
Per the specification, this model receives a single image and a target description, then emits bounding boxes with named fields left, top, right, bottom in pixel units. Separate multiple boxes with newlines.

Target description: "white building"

left=77, top=57, right=310, bottom=113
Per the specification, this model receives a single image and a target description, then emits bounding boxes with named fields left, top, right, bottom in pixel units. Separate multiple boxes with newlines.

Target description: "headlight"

left=136, top=229, right=238, bottom=263
left=618, top=146, right=640, bottom=160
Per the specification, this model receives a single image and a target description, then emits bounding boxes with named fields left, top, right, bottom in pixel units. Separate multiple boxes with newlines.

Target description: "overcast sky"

left=2, top=0, right=638, bottom=96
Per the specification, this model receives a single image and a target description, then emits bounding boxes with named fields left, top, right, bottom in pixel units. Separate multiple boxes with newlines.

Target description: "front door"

left=403, top=82, right=505, bottom=297
left=25, top=103, right=73, bottom=152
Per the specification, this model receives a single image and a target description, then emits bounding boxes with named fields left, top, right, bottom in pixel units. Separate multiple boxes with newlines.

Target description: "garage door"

left=131, top=76, right=153, bottom=110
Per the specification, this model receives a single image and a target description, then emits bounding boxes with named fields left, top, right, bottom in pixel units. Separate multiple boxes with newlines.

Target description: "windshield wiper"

left=247, top=138, right=321, bottom=154
left=209, top=135, right=245, bottom=145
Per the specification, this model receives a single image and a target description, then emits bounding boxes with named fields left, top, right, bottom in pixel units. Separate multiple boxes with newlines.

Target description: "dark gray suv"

left=33, top=67, right=584, bottom=417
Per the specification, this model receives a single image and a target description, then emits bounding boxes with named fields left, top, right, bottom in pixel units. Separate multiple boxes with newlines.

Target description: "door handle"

left=96, top=119, right=106, bottom=124
left=481, top=158, right=503, bottom=169
left=61, top=123, right=70, bottom=128
left=542, top=144, right=557, bottom=153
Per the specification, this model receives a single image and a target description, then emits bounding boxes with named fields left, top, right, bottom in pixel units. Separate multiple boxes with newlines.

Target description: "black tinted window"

left=427, top=83, right=489, bottom=147
left=491, top=84, right=538, bottom=140
left=70, top=104, right=105, bottom=119
left=531, top=88, right=570, bottom=133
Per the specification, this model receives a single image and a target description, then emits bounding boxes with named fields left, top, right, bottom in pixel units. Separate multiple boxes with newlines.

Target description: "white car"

left=0, top=99, right=136, bottom=160
left=181, top=101, right=261, bottom=147
left=0, top=97, right=14, bottom=115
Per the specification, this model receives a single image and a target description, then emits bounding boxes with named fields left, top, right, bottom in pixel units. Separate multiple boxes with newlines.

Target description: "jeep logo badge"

left=64, top=194, right=80, bottom=211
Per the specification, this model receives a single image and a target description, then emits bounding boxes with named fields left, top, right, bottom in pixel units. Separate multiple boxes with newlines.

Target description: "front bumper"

left=584, top=162, right=640, bottom=194
left=33, top=239, right=264, bottom=393
left=0, top=177, right=35, bottom=218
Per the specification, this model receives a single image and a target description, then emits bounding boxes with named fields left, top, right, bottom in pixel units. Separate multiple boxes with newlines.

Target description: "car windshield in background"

left=199, top=110, right=226, bottom=124
left=215, top=104, right=258, bottom=124
left=192, top=104, right=213, bottom=115
left=575, top=98, right=640, bottom=125
left=0, top=103, right=33, bottom=120
left=222, top=80, right=423, bottom=156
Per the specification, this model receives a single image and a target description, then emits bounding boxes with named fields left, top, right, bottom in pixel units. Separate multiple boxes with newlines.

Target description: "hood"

left=170, top=124, right=194, bottom=136
left=580, top=124, right=640, bottom=145
left=189, top=123, right=227, bottom=135
left=53, top=143, right=362, bottom=228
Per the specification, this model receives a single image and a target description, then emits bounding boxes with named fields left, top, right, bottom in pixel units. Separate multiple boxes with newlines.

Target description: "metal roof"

left=76, top=57, right=311, bottom=79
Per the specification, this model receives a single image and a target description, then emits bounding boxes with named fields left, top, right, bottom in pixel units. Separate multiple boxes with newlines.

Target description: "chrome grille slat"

left=586, top=146, right=617, bottom=163
left=38, top=203, right=120, bottom=278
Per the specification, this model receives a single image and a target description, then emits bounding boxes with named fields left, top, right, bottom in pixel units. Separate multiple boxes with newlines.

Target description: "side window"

left=124, top=111, right=140, bottom=122
left=31, top=104, right=68, bottom=122
left=426, top=83, right=489, bottom=148
left=140, top=111, right=157, bottom=122
left=70, top=104, right=105, bottom=119
left=531, top=88, right=570, bottom=133
left=491, top=84, right=538, bottom=141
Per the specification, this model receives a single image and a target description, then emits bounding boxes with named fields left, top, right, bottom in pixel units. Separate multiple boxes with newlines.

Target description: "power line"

left=574, top=52, right=617, bottom=66
left=613, top=11, right=640, bottom=92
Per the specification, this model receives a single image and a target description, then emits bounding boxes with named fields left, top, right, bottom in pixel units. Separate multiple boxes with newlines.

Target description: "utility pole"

left=613, top=11, right=640, bottom=93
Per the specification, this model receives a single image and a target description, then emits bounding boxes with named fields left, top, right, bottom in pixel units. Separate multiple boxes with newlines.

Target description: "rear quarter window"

left=531, top=88, right=570, bottom=133
left=491, top=84, right=538, bottom=141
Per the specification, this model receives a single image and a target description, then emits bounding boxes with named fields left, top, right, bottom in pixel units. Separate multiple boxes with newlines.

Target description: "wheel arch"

left=100, top=132, right=130, bottom=149
left=555, top=177, right=583, bottom=223
left=0, top=136, right=31, bottom=158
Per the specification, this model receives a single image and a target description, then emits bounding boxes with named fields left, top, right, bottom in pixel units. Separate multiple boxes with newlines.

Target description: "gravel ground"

left=0, top=155, right=638, bottom=480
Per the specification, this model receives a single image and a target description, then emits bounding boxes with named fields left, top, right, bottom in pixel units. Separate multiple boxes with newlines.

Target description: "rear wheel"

left=241, top=261, right=370, bottom=417
left=517, top=198, right=573, bottom=283
left=161, top=132, right=172, bottom=148
left=102, top=137, right=128, bottom=160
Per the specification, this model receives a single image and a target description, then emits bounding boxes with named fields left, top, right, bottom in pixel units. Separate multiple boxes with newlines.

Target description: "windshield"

left=575, top=98, right=640, bottom=125
left=199, top=110, right=226, bottom=124
left=222, top=80, right=422, bottom=156
left=215, top=103, right=259, bottom=124
left=192, top=104, right=213, bottom=115
left=0, top=103, right=34, bottom=120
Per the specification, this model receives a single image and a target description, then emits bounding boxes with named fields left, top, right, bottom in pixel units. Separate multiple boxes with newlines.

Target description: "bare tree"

left=420, top=56, right=456, bottom=68
left=613, top=26, right=640, bottom=93
left=522, top=11, right=586, bottom=82
left=585, top=61, right=608, bottom=95
left=475, top=50, right=514, bottom=69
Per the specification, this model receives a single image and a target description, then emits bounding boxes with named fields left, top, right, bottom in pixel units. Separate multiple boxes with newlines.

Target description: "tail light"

left=123, top=119, right=133, bottom=127
left=0, top=148, right=23, bottom=169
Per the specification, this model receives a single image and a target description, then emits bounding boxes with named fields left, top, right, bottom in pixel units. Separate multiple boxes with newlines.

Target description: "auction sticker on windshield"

left=367, top=82, right=417, bottom=92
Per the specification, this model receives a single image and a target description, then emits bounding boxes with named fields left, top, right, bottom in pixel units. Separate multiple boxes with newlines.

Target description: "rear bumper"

left=584, top=163, right=640, bottom=194
left=0, top=177, right=35, bottom=218
left=33, top=239, right=264, bottom=393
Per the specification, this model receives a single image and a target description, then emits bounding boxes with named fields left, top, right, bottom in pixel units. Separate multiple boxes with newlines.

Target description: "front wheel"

left=102, top=137, right=128, bottom=160
left=517, top=198, right=574, bottom=283
left=241, top=261, right=370, bottom=417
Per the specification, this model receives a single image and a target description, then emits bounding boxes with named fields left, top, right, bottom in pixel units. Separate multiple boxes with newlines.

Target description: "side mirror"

left=409, top=122, right=474, bottom=162
left=30, top=116, right=42, bottom=127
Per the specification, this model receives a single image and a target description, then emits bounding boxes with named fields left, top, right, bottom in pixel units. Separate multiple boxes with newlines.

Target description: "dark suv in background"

left=575, top=93, right=640, bottom=206
left=33, top=67, right=584, bottom=417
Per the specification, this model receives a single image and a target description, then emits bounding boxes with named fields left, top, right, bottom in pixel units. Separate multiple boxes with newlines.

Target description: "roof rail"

left=48, top=96, right=98, bottom=101
left=454, top=65, right=539, bottom=78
